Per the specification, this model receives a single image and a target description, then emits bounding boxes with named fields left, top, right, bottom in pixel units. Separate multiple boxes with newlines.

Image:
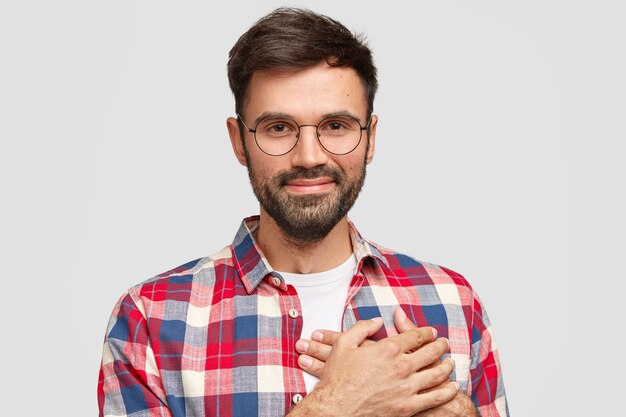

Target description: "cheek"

left=248, top=164, right=270, bottom=184
left=336, top=154, right=366, bottom=174
left=247, top=157, right=285, bottom=183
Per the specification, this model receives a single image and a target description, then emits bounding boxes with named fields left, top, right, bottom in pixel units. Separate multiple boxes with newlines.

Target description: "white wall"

left=1, top=1, right=624, bottom=415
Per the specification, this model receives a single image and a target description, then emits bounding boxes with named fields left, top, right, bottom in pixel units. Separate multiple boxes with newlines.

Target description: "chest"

left=152, top=276, right=472, bottom=416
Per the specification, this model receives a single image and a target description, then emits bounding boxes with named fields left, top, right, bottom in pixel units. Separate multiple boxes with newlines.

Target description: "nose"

left=289, top=125, right=329, bottom=169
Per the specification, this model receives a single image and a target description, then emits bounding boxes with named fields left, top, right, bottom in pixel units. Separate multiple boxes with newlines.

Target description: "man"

left=98, top=8, right=508, bottom=417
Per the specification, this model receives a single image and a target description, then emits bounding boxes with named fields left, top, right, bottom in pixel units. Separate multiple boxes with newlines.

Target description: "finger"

left=407, top=381, right=460, bottom=414
left=311, top=329, right=342, bottom=345
left=311, top=329, right=377, bottom=348
left=420, top=358, right=443, bottom=371
left=413, top=390, right=462, bottom=417
left=407, top=338, right=450, bottom=372
left=335, top=317, right=384, bottom=349
left=410, top=358, right=455, bottom=392
left=297, top=354, right=326, bottom=377
left=360, top=339, right=377, bottom=347
left=418, top=379, right=449, bottom=394
left=393, top=307, right=418, bottom=333
left=385, top=326, right=438, bottom=354
left=295, top=338, right=333, bottom=361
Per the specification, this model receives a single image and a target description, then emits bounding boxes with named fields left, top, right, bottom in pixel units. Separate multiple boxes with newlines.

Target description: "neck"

left=255, top=209, right=353, bottom=274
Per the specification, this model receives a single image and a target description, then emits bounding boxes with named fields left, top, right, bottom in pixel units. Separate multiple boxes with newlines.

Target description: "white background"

left=1, top=1, right=624, bottom=415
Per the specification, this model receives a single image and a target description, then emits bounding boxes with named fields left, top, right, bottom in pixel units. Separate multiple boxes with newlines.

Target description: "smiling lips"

left=283, top=178, right=336, bottom=194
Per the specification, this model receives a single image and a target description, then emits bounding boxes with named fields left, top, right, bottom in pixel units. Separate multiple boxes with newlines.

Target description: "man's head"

left=227, top=7, right=378, bottom=119
left=226, top=8, right=378, bottom=246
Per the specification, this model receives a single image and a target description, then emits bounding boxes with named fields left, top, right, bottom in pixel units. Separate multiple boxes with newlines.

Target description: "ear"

left=226, top=116, right=248, bottom=166
left=365, top=114, right=377, bottom=165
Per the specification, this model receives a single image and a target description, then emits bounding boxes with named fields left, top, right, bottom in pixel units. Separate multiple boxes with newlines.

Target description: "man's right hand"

left=287, top=317, right=458, bottom=417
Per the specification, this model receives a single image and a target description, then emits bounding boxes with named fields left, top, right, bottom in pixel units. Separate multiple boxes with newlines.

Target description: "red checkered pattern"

left=98, top=216, right=508, bottom=416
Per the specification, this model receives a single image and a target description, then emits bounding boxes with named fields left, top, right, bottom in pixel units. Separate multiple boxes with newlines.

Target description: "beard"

left=245, top=154, right=367, bottom=246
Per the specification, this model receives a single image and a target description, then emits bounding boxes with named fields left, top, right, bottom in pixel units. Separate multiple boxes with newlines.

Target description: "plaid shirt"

left=98, top=216, right=508, bottom=417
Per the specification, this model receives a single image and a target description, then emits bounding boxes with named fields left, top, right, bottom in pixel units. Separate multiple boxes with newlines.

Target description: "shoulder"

left=124, top=245, right=234, bottom=307
left=367, top=240, right=477, bottom=300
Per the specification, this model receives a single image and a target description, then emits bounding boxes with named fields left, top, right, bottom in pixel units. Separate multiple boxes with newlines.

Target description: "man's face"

left=227, top=62, right=377, bottom=245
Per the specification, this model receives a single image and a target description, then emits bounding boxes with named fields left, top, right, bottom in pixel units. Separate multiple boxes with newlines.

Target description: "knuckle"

left=418, top=327, right=431, bottom=340
left=436, top=362, right=453, bottom=382
left=382, top=339, right=402, bottom=355
left=430, top=359, right=450, bottom=377
left=425, top=339, right=447, bottom=357
left=408, top=328, right=424, bottom=344
left=334, top=335, right=350, bottom=348
left=422, top=343, right=442, bottom=361
left=394, top=357, right=412, bottom=376
left=430, top=388, right=449, bottom=405
left=308, top=341, right=319, bottom=355
left=421, top=370, right=441, bottom=388
left=397, top=401, right=414, bottom=416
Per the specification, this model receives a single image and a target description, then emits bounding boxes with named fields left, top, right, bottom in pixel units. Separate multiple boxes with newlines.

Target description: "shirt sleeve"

left=98, top=291, right=172, bottom=417
left=469, top=292, right=510, bottom=417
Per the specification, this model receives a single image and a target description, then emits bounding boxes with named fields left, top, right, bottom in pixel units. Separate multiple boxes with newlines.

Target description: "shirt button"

left=271, top=277, right=281, bottom=287
left=288, top=309, right=299, bottom=318
left=292, top=393, right=303, bottom=404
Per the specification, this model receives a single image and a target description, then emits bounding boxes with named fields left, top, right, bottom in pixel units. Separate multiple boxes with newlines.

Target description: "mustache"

left=277, top=166, right=342, bottom=185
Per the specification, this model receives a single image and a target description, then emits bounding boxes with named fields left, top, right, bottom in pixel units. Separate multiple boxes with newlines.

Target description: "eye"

left=258, top=119, right=297, bottom=137
left=319, top=117, right=358, bottom=136
left=268, top=123, right=290, bottom=133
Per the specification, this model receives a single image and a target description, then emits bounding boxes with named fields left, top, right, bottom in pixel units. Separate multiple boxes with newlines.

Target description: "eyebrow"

left=252, top=110, right=364, bottom=126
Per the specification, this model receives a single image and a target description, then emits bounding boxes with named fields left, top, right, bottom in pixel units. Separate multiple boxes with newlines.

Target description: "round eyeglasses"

left=237, top=114, right=371, bottom=156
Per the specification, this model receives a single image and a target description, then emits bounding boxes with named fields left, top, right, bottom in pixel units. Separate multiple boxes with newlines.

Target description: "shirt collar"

left=231, top=215, right=390, bottom=294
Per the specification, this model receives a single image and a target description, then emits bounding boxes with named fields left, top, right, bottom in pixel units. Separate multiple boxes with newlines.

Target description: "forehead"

left=243, top=62, right=367, bottom=121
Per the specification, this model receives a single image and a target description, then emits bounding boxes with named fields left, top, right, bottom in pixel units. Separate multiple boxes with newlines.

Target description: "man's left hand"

left=295, top=308, right=479, bottom=417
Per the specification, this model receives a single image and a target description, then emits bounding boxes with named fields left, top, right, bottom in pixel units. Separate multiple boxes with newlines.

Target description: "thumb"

left=339, top=317, right=384, bottom=349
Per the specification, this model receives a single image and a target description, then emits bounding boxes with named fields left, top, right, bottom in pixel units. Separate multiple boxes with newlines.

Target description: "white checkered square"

left=258, top=365, right=285, bottom=392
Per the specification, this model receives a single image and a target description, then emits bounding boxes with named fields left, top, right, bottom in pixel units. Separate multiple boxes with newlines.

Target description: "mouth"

left=283, top=177, right=336, bottom=194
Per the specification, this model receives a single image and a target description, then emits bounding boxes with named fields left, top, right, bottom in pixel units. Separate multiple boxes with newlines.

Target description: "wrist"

left=286, top=385, right=341, bottom=417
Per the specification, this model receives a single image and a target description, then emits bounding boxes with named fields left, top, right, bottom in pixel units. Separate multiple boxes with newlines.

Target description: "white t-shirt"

left=278, top=254, right=357, bottom=393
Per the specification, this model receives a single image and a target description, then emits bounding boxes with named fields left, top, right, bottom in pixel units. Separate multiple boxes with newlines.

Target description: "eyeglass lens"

left=253, top=116, right=364, bottom=155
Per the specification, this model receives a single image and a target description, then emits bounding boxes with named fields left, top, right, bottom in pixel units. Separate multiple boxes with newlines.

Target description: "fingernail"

left=311, top=331, right=323, bottom=342
left=299, top=355, right=313, bottom=368
left=295, top=339, right=310, bottom=353
left=398, top=308, right=408, bottom=320
left=453, top=381, right=460, bottom=391
left=447, top=358, right=455, bottom=369
left=431, top=328, right=437, bottom=339
left=371, top=317, right=383, bottom=324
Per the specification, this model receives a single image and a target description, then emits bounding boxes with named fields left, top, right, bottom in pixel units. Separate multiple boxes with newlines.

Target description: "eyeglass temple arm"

left=236, top=114, right=256, bottom=133
left=361, top=117, right=373, bottom=131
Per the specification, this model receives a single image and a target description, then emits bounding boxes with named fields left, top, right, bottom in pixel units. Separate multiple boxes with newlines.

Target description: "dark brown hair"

left=228, top=7, right=378, bottom=119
